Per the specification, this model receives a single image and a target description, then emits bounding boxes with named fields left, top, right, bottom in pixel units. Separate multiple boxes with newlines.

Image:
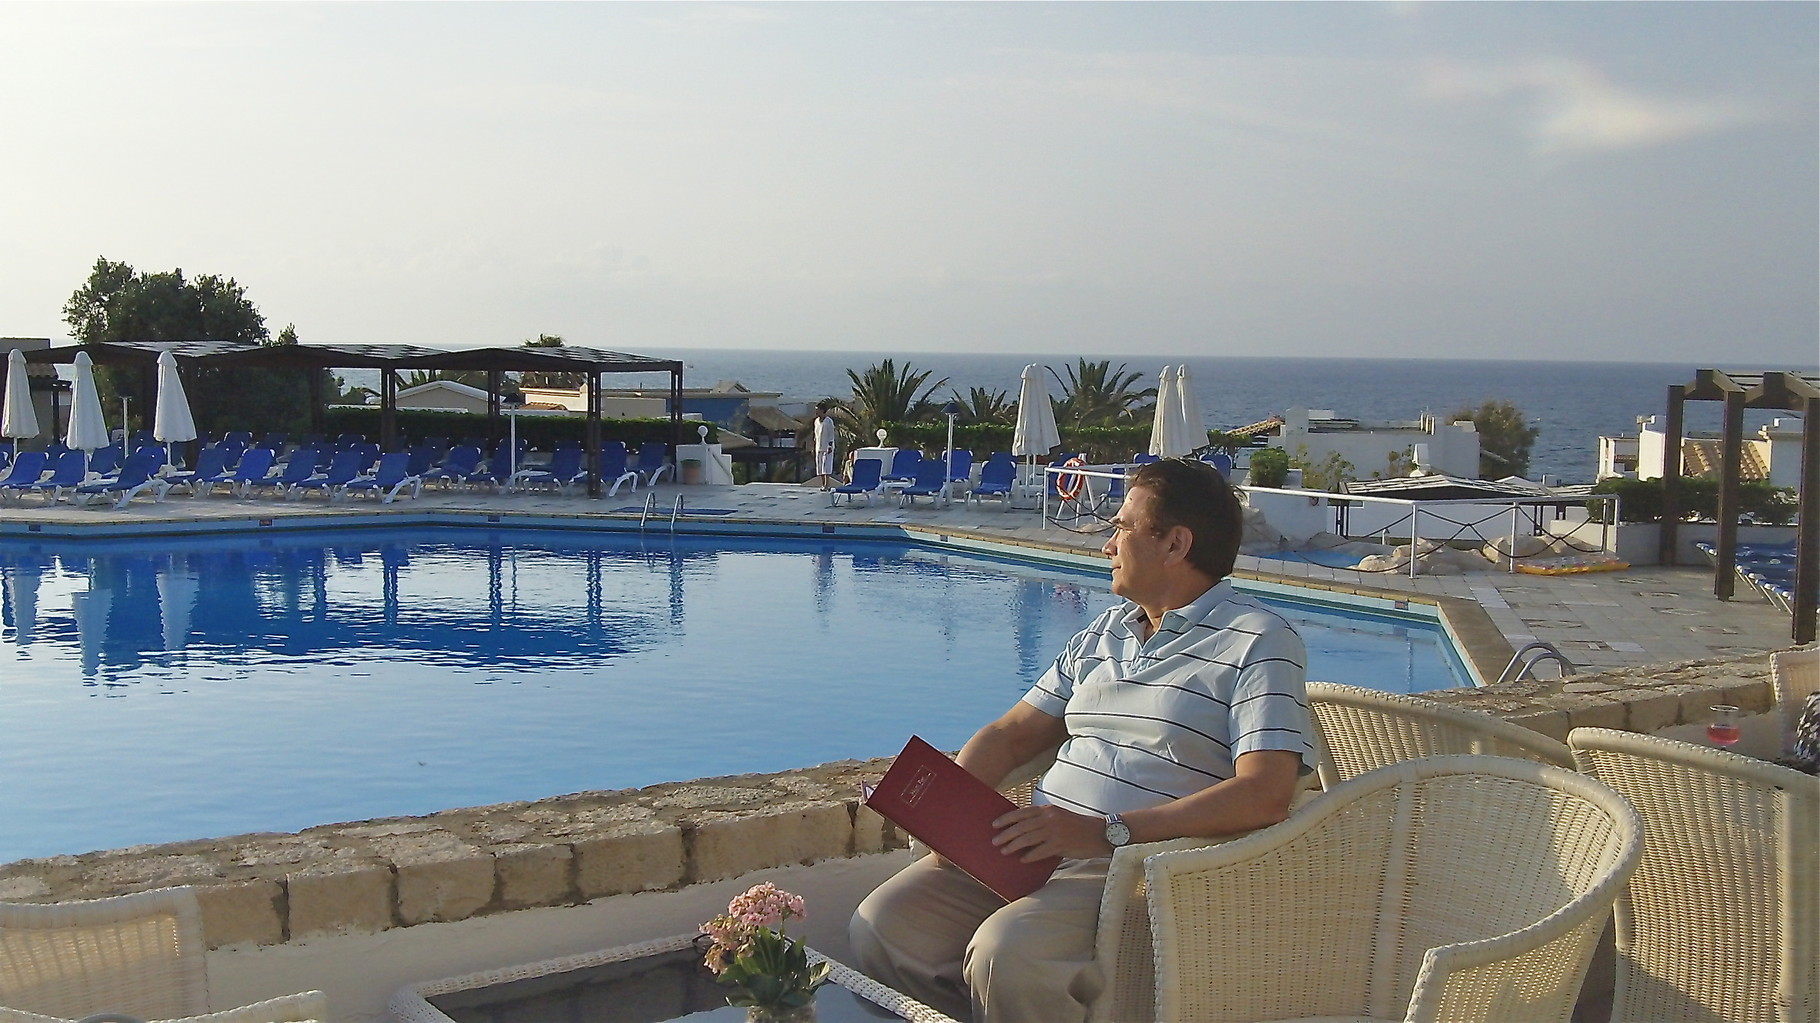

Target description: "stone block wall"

left=0, top=761, right=906, bottom=950
left=0, top=652, right=1774, bottom=951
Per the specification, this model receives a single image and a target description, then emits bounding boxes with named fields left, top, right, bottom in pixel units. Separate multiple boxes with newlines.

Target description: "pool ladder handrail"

left=636, top=492, right=686, bottom=532
left=1498, top=641, right=1577, bottom=683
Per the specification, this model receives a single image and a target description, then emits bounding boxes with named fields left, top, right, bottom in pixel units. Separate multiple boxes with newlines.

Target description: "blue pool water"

left=0, top=529, right=1463, bottom=861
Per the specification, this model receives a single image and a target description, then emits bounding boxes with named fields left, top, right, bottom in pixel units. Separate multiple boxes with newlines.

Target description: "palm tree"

left=1051, top=359, right=1156, bottom=428
left=840, top=360, right=949, bottom=442
left=951, top=386, right=1017, bottom=425
left=520, top=334, right=584, bottom=390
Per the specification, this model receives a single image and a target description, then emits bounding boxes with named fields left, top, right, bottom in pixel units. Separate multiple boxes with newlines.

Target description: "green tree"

left=1248, top=447, right=1291, bottom=488
left=1450, top=400, right=1541, bottom=479
left=951, top=386, right=1016, bottom=425
left=1051, top=359, right=1156, bottom=428
left=840, top=359, right=948, bottom=444
left=62, top=257, right=317, bottom=435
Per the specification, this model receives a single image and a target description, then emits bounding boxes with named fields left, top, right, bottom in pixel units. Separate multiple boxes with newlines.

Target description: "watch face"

left=1106, top=816, right=1131, bottom=847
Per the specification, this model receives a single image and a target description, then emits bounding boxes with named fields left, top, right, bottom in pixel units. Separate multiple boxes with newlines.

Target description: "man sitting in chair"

left=850, top=458, right=1314, bottom=1023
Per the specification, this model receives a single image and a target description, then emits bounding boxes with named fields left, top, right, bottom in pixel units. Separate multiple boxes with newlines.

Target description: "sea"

left=356, top=352, right=1813, bottom=485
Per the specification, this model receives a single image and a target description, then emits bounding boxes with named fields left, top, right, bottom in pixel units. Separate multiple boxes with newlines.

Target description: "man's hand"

left=989, top=804, right=1108, bottom=862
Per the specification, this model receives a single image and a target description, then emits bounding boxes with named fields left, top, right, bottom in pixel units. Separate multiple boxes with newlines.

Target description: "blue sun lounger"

left=72, top=451, right=169, bottom=508
left=600, top=442, right=639, bottom=496
left=27, top=451, right=90, bottom=503
left=0, top=451, right=49, bottom=501
left=342, top=451, right=422, bottom=503
left=423, top=445, right=482, bottom=489
left=970, top=456, right=1016, bottom=510
left=461, top=450, right=515, bottom=492
left=224, top=447, right=277, bottom=496
left=287, top=449, right=366, bottom=500
left=832, top=457, right=883, bottom=506
left=164, top=445, right=234, bottom=497
left=898, top=459, right=948, bottom=506
left=249, top=448, right=320, bottom=498
left=510, top=446, right=589, bottom=495
left=632, top=442, right=671, bottom=486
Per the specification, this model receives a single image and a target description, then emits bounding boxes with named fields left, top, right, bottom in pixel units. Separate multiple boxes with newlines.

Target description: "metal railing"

left=1498, top=641, right=1578, bottom=683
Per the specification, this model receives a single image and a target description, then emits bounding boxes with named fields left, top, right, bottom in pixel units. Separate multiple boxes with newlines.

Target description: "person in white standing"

left=812, top=402, right=838, bottom=490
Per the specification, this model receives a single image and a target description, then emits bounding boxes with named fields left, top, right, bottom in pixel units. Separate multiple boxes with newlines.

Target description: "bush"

left=1249, top=448, right=1291, bottom=488
left=1587, top=476, right=1796, bottom=524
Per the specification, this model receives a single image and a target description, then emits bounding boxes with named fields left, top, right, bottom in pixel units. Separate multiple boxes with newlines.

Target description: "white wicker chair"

left=0, top=886, right=324, bottom=1023
left=1770, top=646, right=1819, bottom=753
left=0, top=992, right=326, bottom=1023
left=1307, top=680, right=1574, bottom=788
left=1145, top=755, right=1642, bottom=1023
left=1569, top=727, right=1819, bottom=1023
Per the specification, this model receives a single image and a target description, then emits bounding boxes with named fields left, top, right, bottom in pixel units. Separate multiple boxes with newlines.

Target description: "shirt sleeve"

left=1022, top=613, right=1103, bottom=717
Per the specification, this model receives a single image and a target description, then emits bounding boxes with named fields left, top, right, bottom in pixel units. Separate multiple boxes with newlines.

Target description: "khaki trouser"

left=848, top=856, right=1109, bottom=1023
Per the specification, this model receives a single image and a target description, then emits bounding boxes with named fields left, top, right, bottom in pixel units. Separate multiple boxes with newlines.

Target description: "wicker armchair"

left=1307, top=680, right=1573, bottom=788
left=0, top=887, right=324, bottom=1023
left=1145, top=756, right=1641, bottom=1023
left=1771, top=646, right=1819, bottom=753
left=1569, top=727, right=1819, bottom=1023
left=0, top=992, right=326, bottom=1023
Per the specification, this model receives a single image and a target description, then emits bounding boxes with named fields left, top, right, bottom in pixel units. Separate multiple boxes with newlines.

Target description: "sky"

left=0, top=2, right=1814, bottom=365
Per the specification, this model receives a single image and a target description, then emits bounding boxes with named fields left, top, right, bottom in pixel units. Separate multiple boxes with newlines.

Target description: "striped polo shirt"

left=1021, top=579, right=1314, bottom=817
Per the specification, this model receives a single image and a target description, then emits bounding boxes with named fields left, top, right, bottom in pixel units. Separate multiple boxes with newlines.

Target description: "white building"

left=1598, top=415, right=1805, bottom=488
left=1268, top=407, right=1480, bottom=481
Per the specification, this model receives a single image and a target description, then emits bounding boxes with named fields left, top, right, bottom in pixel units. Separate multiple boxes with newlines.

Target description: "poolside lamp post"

left=503, top=390, right=525, bottom=482
left=942, top=400, right=962, bottom=505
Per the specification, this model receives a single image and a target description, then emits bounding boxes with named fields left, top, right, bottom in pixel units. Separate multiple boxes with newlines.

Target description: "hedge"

left=1587, top=476, right=1797, bottom=525
left=319, top=408, right=715, bottom=451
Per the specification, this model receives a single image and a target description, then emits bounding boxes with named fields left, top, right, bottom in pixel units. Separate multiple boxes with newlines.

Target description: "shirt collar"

left=1115, top=578, right=1236, bottom=638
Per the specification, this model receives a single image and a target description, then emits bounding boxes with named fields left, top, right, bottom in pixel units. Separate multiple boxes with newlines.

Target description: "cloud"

left=1424, top=57, right=1765, bottom=155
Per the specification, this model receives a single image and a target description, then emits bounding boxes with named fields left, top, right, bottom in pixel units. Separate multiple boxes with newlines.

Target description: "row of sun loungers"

left=0, top=440, right=676, bottom=508
left=1696, top=539, right=1805, bottom=613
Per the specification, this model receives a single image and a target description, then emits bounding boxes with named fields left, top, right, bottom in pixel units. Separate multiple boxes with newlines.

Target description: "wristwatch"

left=1104, top=813, right=1132, bottom=848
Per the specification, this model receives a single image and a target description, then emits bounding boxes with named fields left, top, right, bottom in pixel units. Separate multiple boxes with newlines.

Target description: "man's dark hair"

left=1128, top=458, right=1242, bottom=581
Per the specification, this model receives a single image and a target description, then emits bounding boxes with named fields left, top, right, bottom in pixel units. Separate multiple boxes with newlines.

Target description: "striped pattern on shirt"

left=1021, top=579, right=1313, bottom=817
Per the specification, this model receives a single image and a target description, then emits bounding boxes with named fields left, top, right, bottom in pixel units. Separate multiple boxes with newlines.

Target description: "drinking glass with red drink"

left=1707, top=704, right=1743, bottom=748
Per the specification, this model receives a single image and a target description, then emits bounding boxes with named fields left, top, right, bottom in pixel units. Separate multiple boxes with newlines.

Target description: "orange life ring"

left=1055, top=457, right=1087, bottom=501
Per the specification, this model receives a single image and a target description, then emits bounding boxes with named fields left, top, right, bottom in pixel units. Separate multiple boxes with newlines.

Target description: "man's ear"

left=1163, top=524, right=1193, bottom=564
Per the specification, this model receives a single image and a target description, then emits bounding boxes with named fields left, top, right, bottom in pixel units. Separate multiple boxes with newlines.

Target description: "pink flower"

left=725, top=882, right=806, bottom=931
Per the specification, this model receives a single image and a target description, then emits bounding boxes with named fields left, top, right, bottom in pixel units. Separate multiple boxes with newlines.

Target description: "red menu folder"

left=864, top=735, right=1061, bottom=902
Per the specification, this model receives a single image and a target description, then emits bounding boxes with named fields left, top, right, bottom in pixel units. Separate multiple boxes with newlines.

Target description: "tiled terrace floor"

left=0, top=479, right=1802, bottom=674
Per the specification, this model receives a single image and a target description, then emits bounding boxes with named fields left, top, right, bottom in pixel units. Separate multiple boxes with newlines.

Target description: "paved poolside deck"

left=0, top=478, right=1800, bottom=675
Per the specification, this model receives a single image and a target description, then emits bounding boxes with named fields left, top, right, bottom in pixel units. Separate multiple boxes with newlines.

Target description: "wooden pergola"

left=1657, top=369, right=1818, bottom=644
left=24, top=340, right=685, bottom=498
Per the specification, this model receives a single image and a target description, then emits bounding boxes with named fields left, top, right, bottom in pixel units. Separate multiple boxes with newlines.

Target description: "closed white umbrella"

left=157, top=567, right=198, bottom=651
left=5, top=563, right=39, bottom=644
left=1174, top=363, right=1205, bottom=455
left=66, top=351, right=110, bottom=458
left=1149, top=366, right=1186, bottom=457
left=71, top=586, right=112, bottom=678
left=153, top=350, right=198, bottom=466
left=1011, top=363, right=1060, bottom=486
left=2, top=348, right=39, bottom=444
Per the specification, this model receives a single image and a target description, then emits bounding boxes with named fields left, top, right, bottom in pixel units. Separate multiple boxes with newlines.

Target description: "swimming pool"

left=0, top=529, right=1465, bottom=861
